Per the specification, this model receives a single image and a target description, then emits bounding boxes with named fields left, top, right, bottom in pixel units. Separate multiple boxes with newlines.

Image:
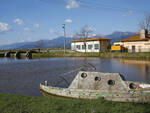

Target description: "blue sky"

left=0, top=0, right=150, bottom=46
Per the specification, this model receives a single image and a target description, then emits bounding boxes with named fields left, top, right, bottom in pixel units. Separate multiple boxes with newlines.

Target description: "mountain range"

left=0, top=31, right=137, bottom=50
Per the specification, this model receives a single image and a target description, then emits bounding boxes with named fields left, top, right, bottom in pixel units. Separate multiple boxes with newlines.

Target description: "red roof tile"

left=121, top=34, right=150, bottom=42
left=71, top=37, right=111, bottom=42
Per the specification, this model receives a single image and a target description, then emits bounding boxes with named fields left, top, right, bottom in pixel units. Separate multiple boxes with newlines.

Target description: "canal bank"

left=32, top=51, right=150, bottom=59
left=0, top=92, right=150, bottom=113
left=1, top=50, right=150, bottom=59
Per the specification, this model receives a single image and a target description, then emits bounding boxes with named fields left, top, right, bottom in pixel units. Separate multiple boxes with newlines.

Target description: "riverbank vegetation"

left=0, top=93, right=150, bottom=113
left=32, top=51, right=150, bottom=59
left=1, top=49, right=150, bottom=59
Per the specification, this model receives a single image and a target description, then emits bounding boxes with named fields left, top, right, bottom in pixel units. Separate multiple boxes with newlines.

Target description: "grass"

left=1, top=48, right=150, bottom=59
left=32, top=51, right=150, bottom=60
left=0, top=92, right=150, bottom=113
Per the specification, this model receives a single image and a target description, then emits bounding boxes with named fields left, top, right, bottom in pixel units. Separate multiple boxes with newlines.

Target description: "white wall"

left=71, top=41, right=100, bottom=52
left=123, top=41, right=150, bottom=52
left=113, top=40, right=150, bottom=52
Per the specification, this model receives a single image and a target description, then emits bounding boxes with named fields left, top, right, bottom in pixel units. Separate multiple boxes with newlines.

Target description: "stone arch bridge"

left=4, top=51, right=32, bottom=59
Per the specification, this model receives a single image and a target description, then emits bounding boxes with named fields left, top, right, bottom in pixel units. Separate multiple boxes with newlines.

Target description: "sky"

left=0, top=0, right=150, bottom=46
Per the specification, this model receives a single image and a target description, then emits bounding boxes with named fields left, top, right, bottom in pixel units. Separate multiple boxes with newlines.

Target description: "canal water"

left=0, top=57, right=150, bottom=96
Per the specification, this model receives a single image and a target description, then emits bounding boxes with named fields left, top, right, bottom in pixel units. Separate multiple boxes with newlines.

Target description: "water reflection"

left=0, top=57, right=150, bottom=96
left=116, top=59, right=150, bottom=83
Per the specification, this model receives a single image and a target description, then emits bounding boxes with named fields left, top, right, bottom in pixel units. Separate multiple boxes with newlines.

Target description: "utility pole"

left=62, top=24, right=66, bottom=53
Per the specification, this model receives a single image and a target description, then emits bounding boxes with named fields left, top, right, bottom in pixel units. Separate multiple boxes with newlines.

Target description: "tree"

left=75, top=25, right=93, bottom=53
left=139, top=14, right=150, bottom=33
left=75, top=25, right=96, bottom=70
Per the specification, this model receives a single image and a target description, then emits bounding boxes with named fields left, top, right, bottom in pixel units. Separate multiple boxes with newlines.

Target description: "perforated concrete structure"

left=40, top=71, right=150, bottom=103
left=69, top=71, right=128, bottom=92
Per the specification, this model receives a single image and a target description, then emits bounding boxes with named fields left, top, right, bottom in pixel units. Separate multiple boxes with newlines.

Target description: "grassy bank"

left=1, top=50, right=150, bottom=59
left=32, top=51, right=150, bottom=59
left=0, top=93, right=150, bottom=113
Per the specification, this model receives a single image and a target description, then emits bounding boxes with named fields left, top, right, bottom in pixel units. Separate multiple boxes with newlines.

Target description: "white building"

left=113, top=29, right=150, bottom=52
left=71, top=37, right=111, bottom=52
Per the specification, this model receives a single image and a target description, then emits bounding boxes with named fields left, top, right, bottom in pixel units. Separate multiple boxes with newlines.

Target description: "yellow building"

left=112, top=29, right=150, bottom=52
left=111, top=45, right=125, bottom=52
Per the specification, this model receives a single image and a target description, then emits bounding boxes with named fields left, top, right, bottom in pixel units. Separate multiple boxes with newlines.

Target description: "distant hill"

left=0, top=31, right=137, bottom=50
left=104, top=31, right=137, bottom=44
left=0, top=36, right=74, bottom=50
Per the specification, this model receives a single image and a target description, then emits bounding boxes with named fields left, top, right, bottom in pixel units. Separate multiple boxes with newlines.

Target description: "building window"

left=82, top=45, right=85, bottom=50
left=71, top=45, right=75, bottom=50
left=76, top=45, right=80, bottom=50
left=94, top=44, right=99, bottom=50
left=88, top=45, right=93, bottom=50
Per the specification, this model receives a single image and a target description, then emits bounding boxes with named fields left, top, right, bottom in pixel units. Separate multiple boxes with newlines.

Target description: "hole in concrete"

left=129, top=83, right=137, bottom=89
left=116, top=94, right=119, bottom=97
left=95, top=77, right=101, bottom=81
left=81, top=73, right=87, bottom=78
left=108, top=80, right=115, bottom=86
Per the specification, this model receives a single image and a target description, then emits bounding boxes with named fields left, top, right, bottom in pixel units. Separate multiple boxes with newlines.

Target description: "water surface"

left=0, top=57, right=150, bottom=96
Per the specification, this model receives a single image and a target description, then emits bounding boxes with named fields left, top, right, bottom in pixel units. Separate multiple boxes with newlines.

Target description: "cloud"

left=0, top=22, right=12, bottom=33
left=128, top=10, right=134, bottom=15
left=19, top=40, right=25, bottom=43
left=91, top=33, right=96, bottom=37
left=34, top=24, right=40, bottom=28
left=27, top=37, right=32, bottom=41
left=49, top=29, right=61, bottom=36
left=49, top=29, right=55, bottom=33
left=65, top=19, right=72, bottom=23
left=24, top=27, right=32, bottom=31
left=122, top=14, right=127, bottom=17
left=66, top=0, right=80, bottom=10
left=88, top=33, right=97, bottom=37
left=20, top=37, right=32, bottom=43
left=122, top=10, right=134, bottom=17
left=14, top=18, right=24, bottom=25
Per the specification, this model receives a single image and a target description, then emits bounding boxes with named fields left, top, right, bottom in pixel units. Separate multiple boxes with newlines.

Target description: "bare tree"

left=139, top=14, right=150, bottom=33
left=75, top=25, right=93, bottom=53
left=75, top=25, right=96, bottom=70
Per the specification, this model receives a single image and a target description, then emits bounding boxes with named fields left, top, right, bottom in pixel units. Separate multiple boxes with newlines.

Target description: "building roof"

left=71, top=37, right=111, bottom=42
left=120, top=34, right=150, bottom=42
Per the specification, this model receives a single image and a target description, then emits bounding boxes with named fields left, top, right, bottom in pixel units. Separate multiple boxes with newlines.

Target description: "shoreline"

left=31, top=52, right=150, bottom=60
left=1, top=51, right=150, bottom=60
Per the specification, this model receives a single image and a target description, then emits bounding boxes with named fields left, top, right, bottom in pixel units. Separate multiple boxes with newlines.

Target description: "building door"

left=138, top=46, right=141, bottom=52
left=132, top=45, right=135, bottom=52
